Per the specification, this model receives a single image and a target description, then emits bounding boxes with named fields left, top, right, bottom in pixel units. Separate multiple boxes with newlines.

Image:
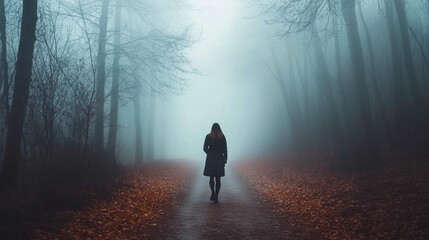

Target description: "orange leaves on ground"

left=34, top=162, right=193, bottom=239
left=236, top=153, right=429, bottom=239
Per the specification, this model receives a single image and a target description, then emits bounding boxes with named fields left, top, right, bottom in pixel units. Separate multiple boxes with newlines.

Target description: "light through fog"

left=2, top=0, right=428, bottom=236
left=113, top=0, right=429, bottom=166
left=118, top=0, right=289, bottom=163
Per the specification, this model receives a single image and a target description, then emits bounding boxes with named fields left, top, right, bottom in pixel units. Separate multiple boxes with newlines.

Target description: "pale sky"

left=152, top=0, right=289, bottom=162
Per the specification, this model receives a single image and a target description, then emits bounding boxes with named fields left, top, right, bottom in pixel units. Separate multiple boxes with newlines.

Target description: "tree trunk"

left=408, top=27, right=429, bottom=72
left=0, top=0, right=38, bottom=188
left=0, top=0, right=9, bottom=119
left=287, top=49, right=307, bottom=147
left=358, top=4, right=393, bottom=143
left=341, top=0, right=377, bottom=167
left=394, top=0, right=421, bottom=105
left=147, top=90, right=156, bottom=161
left=134, top=94, right=143, bottom=165
left=94, top=0, right=110, bottom=153
left=288, top=50, right=303, bottom=127
left=312, top=23, right=345, bottom=160
left=384, top=0, right=407, bottom=120
left=295, top=51, right=312, bottom=145
left=269, top=45, right=300, bottom=149
left=106, top=1, right=121, bottom=159
left=333, top=16, right=350, bottom=130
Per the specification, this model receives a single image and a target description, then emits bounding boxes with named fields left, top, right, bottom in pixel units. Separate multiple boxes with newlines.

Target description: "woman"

left=203, top=123, right=227, bottom=203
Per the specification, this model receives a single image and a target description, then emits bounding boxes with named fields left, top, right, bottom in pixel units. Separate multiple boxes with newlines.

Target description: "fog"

left=113, top=0, right=429, bottom=166
left=118, top=0, right=290, bottom=163
left=2, top=1, right=429, bottom=236
left=1, top=0, right=429, bottom=177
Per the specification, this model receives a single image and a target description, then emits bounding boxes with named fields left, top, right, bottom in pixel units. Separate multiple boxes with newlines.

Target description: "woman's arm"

left=223, top=136, right=228, bottom=163
left=203, top=135, right=210, bottom=154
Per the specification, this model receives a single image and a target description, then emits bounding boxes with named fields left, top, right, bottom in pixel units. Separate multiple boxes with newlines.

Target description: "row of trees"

left=0, top=0, right=194, bottom=188
left=257, top=0, right=429, bottom=167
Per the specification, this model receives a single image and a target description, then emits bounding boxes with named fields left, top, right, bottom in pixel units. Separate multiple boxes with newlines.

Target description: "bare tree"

left=146, top=89, right=156, bottom=161
left=94, top=0, right=110, bottom=153
left=312, top=23, right=345, bottom=160
left=105, top=0, right=196, bottom=162
left=341, top=0, right=376, bottom=165
left=333, top=15, right=350, bottom=126
left=267, top=45, right=300, bottom=148
left=0, top=0, right=196, bottom=185
left=394, top=0, right=421, bottom=105
left=0, top=0, right=8, bottom=120
left=254, top=0, right=380, bottom=165
left=133, top=92, right=143, bottom=165
left=106, top=0, right=121, bottom=159
left=383, top=0, right=407, bottom=120
left=357, top=3, right=392, bottom=143
left=0, top=0, right=38, bottom=188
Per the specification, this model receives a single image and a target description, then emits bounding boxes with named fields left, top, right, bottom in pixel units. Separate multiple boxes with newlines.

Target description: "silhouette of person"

left=203, top=123, right=227, bottom=203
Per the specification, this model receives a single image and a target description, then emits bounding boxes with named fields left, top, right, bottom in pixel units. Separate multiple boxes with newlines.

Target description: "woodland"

left=1, top=0, right=429, bottom=239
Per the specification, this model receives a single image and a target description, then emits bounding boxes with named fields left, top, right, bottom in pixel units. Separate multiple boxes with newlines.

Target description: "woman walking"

left=203, top=123, right=228, bottom=203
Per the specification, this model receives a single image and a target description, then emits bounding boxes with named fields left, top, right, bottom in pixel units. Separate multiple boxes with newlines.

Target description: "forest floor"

left=237, top=150, right=429, bottom=239
left=151, top=164, right=311, bottom=240
left=0, top=161, right=194, bottom=239
left=1, top=149, right=428, bottom=239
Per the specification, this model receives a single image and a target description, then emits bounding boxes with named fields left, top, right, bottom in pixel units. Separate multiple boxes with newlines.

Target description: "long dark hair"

left=209, top=123, right=223, bottom=139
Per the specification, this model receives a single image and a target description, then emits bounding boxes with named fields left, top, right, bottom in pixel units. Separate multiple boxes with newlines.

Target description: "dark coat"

left=203, top=134, right=228, bottom=177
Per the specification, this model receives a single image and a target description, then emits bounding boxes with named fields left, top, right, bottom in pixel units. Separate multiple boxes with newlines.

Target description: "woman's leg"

left=209, top=176, right=215, bottom=193
left=215, top=176, right=221, bottom=195
left=209, top=176, right=216, bottom=201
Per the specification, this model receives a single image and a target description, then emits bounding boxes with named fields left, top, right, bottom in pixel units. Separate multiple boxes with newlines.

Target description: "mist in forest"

left=118, top=0, right=290, bottom=163
left=1, top=1, right=429, bottom=238
left=1, top=0, right=429, bottom=186
left=116, top=0, right=429, bottom=166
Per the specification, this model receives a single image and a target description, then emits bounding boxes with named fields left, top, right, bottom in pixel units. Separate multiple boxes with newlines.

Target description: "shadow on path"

left=153, top=165, right=290, bottom=239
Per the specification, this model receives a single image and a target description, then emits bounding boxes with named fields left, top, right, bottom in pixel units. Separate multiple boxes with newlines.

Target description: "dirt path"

left=152, top=165, right=292, bottom=240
